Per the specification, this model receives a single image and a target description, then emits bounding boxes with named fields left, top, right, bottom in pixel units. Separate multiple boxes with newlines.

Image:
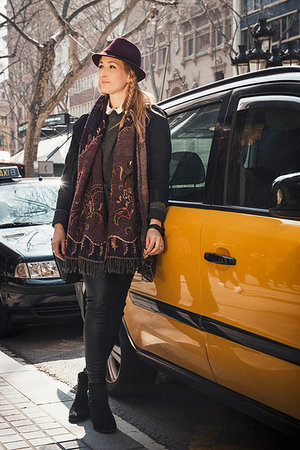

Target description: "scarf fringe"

left=63, top=257, right=139, bottom=279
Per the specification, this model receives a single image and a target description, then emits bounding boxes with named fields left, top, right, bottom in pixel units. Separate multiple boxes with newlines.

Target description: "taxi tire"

left=106, top=324, right=157, bottom=398
left=0, top=296, right=20, bottom=338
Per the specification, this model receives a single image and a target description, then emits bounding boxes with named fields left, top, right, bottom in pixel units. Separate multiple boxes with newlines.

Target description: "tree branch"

left=123, top=7, right=159, bottom=39
left=0, top=59, right=19, bottom=76
left=68, top=34, right=80, bottom=71
left=67, top=0, right=104, bottom=23
left=146, top=0, right=178, bottom=6
left=101, top=0, right=140, bottom=44
left=0, top=33, right=21, bottom=61
left=0, top=12, right=42, bottom=49
left=45, top=0, right=78, bottom=37
left=197, top=1, right=233, bottom=50
left=62, top=0, right=70, bottom=19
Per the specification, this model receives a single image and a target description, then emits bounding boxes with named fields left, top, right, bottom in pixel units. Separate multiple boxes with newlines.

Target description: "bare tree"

left=0, top=0, right=177, bottom=176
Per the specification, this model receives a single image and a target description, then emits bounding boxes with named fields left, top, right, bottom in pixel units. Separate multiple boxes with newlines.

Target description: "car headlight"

left=15, top=261, right=60, bottom=279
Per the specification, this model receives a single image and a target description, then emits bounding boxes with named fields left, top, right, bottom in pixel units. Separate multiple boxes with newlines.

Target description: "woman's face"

left=98, top=56, right=130, bottom=97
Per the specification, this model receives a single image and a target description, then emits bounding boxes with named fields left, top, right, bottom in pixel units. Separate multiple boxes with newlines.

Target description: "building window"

left=242, top=11, right=300, bottom=47
left=289, top=11, right=300, bottom=38
left=142, top=54, right=150, bottom=72
left=215, top=71, right=224, bottom=81
left=212, top=27, right=223, bottom=47
left=243, top=0, right=279, bottom=13
left=1, top=116, right=7, bottom=125
left=196, top=32, right=210, bottom=52
left=158, top=47, right=167, bottom=66
left=184, top=37, right=194, bottom=57
left=19, top=108, right=22, bottom=120
left=271, top=19, right=280, bottom=42
left=142, top=52, right=157, bottom=72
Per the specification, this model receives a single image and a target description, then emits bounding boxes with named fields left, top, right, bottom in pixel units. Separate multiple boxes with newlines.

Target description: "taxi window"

left=226, top=103, right=300, bottom=209
left=168, top=102, right=221, bottom=202
left=0, top=182, right=59, bottom=226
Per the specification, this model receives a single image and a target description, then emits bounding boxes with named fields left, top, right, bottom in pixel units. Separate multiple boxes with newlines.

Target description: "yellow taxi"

left=106, top=66, right=300, bottom=437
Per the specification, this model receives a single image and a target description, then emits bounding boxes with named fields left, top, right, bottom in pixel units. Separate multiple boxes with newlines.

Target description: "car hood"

left=0, top=224, right=54, bottom=260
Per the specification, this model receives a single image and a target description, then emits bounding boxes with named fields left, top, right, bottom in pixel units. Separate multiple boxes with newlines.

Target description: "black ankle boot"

left=89, top=382, right=116, bottom=433
left=69, top=371, right=89, bottom=423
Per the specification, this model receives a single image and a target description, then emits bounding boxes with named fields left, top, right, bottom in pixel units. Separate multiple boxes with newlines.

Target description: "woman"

left=52, top=37, right=171, bottom=434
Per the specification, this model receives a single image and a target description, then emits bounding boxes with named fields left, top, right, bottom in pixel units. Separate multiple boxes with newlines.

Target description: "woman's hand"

left=143, top=228, right=164, bottom=257
left=51, top=224, right=66, bottom=260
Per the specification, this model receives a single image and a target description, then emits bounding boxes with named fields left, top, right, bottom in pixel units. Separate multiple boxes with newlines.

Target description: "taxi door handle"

left=204, top=252, right=236, bottom=266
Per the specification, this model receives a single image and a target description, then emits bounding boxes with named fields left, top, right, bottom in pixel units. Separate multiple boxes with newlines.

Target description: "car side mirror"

left=269, top=172, right=300, bottom=220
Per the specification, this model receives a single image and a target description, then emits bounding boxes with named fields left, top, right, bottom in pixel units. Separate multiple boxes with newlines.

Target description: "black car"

left=0, top=167, right=80, bottom=337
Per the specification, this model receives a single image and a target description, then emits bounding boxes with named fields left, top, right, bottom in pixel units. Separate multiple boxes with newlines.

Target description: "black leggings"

left=83, top=273, right=134, bottom=384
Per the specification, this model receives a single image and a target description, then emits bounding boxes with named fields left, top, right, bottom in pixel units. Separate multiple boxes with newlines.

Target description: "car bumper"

left=1, top=279, right=81, bottom=324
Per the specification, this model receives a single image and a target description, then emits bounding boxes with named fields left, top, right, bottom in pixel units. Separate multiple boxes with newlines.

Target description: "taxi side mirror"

left=269, top=172, right=300, bottom=220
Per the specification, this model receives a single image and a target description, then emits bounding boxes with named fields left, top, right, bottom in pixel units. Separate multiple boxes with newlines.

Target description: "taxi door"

left=125, top=93, right=230, bottom=381
left=201, top=88, right=300, bottom=419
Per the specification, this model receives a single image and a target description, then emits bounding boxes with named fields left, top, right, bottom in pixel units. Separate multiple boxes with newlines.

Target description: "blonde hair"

left=97, top=59, right=154, bottom=140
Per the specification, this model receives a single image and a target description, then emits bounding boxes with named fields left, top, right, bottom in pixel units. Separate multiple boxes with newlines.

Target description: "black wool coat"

left=53, top=106, right=172, bottom=232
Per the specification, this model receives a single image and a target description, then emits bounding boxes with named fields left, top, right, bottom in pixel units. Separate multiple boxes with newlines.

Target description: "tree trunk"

left=23, top=41, right=55, bottom=177
left=23, top=115, right=44, bottom=177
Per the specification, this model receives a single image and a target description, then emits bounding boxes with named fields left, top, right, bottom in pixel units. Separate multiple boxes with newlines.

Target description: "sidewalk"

left=0, top=347, right=165, bottom=450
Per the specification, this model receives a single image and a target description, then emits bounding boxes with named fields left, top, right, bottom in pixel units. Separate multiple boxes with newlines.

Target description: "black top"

left=52, top=106, right=171, bottom=231
left=101, top=110, right=123, bottom=205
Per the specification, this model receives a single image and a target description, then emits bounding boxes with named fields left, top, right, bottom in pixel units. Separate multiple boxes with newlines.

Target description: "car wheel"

left=0, top=296, right=20, bottom=338
left=106, top=324, right=157, bottom=398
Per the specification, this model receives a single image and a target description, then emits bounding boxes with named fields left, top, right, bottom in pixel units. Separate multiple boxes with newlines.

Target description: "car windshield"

left=0, top=180, right=60, bottom=227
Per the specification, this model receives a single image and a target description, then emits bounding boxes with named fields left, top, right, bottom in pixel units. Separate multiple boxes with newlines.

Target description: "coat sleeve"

left=52, top=114, right=88, bottom=231
left=147, top=107, right=172, bottom=223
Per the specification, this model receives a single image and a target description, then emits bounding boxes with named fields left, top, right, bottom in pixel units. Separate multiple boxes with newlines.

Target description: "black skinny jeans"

left=83, top=273, right=134, bottom=384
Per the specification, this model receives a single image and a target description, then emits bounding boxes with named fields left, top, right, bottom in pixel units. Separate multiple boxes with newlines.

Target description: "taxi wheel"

left=0, top=297, right=20, bottom=338
left=106, top=324, right=157, bottom=398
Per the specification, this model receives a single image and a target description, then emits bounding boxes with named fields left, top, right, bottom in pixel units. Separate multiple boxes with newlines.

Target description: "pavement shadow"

left=55, top=387, right=144, bottom=450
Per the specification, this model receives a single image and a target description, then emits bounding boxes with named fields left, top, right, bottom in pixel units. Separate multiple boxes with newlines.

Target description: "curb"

left=0, top=346, right=166, bottom=450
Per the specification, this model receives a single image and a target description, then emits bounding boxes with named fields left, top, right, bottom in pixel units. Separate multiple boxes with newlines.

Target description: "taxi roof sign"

left=0, top=166, right=21, bottom=180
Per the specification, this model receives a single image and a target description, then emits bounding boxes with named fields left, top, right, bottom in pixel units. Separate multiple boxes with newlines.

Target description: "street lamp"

left=231, top=16, right=300, bottom=74
left=252, top=18, right=273, bottom=53
left=281, top=41, right=300, bottom=66
left=248, top=40, right=268, bottom=72
left=268, top=46, right=282, bottom=67
left=231, top=44, right=249, bottom=74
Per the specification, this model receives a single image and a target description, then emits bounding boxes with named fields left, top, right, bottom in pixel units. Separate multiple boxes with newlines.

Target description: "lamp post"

left=231, top=17, right=300, bottom=74
left=252, top=18, right=273, bottom=54
left=248, top=40, right=268, bottom=72
left=281, top=41, right=300, bottom=66
left=268, top=46, right=282, bottom=67
left=231, top=44, right=249, bottom=74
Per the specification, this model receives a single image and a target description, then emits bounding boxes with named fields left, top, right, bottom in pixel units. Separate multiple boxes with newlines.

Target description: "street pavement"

left=0, top=346, right=165, bottom=450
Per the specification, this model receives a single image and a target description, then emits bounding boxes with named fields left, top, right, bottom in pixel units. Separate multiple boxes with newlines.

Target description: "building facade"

left=241, top=0, right=300, bottom=52
left=3, top=0, right=300, bottom=157
left=138, top=0, right=234, bottom=99
left=0, top=85, right=11, bottom=158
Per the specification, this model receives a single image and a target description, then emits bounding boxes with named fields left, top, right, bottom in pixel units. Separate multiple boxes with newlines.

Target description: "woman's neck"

left=109, top=93, right=126, bottom=110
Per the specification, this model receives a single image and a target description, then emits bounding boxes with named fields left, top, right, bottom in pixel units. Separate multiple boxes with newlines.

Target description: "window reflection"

left=0, top=182, right=59, bottom=226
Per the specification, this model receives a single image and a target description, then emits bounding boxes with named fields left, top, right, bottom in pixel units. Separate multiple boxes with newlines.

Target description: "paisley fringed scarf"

left=63, top=95, right=153, bottom=281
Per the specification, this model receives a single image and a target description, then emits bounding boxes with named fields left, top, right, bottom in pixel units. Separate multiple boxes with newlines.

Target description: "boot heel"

left=89, top=383, right=116, bottom=433
left=69, top=371, right=89, bottom=423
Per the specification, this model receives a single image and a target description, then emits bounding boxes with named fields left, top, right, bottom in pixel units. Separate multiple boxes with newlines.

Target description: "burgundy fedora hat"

left=92, top=37, right=146, bottom=82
